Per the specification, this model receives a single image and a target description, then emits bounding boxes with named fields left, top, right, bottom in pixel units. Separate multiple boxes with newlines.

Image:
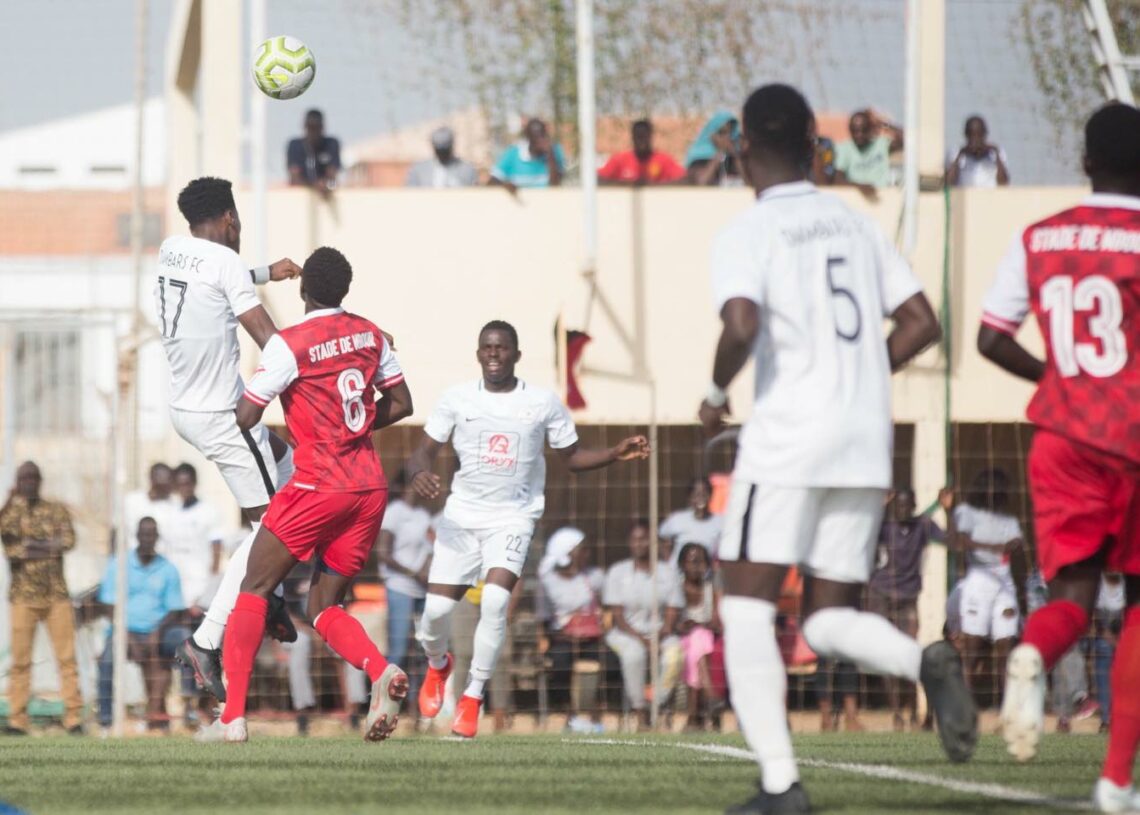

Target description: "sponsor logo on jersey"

left=479, top=431, right=519, bottom=476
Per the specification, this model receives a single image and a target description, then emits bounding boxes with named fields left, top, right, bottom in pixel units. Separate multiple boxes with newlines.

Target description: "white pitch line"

left=566, top=738, right=1092, bottom=812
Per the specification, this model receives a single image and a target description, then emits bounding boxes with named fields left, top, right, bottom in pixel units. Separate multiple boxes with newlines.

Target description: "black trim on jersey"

left=241, top=427, right=276, bottom=500
left=738, top=484, right=757, bottom=561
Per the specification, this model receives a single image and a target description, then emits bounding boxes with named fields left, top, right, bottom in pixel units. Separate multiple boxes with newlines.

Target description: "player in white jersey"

left=406, top=320, right=649, bottom=738
left=697, top=85, right=976, bottom=815
left=156, top=177, right=302, bottom=701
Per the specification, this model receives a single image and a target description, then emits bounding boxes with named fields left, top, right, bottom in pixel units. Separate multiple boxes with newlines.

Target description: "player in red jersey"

left=978, top=103, right=1140, bottom=811
left=195, top=246, right=415, bottom=744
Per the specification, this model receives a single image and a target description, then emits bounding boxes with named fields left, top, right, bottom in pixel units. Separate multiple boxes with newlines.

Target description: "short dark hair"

left=302, top=246, right=353, bottom=307
left=177, top=177, right=236, bottom=227
left=1085, top=103, right=1140, bottom=180
left=305, top=108, right=323, bottom=122
left=688, top=475, right=713, bottom=495
left=480, top=320, right=519, bottom=348
left=967, top=468, right=1011, bottom=512
left=628, top=517, right=650, bottom=536
left=677, top=542, right=710, bottom=566
left=964, top=115, right=987, bottom=134
left=149, top=462, right=171, bottom=478
left=174, top=463, right=197, bottom=482
left=632, top=119, right=652, bottom=133
left=742, top=84, right=815, bottom=167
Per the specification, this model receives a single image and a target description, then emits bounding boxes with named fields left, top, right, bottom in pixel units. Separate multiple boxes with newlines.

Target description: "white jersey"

left=711, top=181, right=922, bottom=488
left=155, top=235, right=262, bottom=412
left=954, top=503, right=1021, bottom=579
left=423, top=378, right=579, bottom=527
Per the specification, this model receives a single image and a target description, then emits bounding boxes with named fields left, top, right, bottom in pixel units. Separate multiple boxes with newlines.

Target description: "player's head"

left=968, top=468, right=1011, bottom=513
left=678, top=542, right=711, bottom=579
left=964, top=115, right=988, bottom=155
left=688, top=475, right=713, bottom=513
left=148, top=462, right=173, bottom=499
left=300, top=246, right=353, bottom=309
left=136, top=516, right=159, bottom=559
left=627, top=517, right=651, bottom=561
left=741, top=84, right=815, bottom=185
left=631, top=119, right=653, bottom=159
left=1083, top=102, right=1140, bottom=195
left=477, top=320, right=521, bottom=388
left=891, top=488, right=916, bottom=522
left=15, top=460, right=42, bottom=501
left=848, top=109, right=873, bottom=148
left=173, top=463, right=197, bottom=502
left=177, top=177, right=241, bottom=252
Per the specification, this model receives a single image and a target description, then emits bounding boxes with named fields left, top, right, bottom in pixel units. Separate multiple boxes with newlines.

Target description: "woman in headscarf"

left=685, top=111, right=743, bottom=187
left=537, top=527, right=607, bottom=733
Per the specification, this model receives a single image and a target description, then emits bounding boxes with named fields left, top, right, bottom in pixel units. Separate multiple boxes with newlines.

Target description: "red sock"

left=314, top=606, right=389, bottom=682
left=1103, top=606, right=1140, bottom=787
left=220, top=593, right=268, bottom=724
left=1021, top=600, right=1089, bottom=671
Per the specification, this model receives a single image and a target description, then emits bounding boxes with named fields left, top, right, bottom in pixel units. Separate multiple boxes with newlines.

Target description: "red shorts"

left=261, top=484, right=388, bottom=578
left=1028, top=430, right=1140, bottom=581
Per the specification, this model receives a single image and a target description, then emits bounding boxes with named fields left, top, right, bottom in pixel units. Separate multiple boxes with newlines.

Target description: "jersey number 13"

left=1040, top=274, right=1127, bottom=378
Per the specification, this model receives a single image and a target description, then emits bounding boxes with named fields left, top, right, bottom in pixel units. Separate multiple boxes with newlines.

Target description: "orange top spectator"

left=598, top=120, right=686, bottom=186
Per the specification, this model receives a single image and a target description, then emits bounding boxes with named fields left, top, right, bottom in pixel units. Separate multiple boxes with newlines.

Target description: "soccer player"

left=407, top=321, right=650, bottom=738
left=196, top=246, right=414, bottom=743
left=156, top=176, right=304, bottom=701
left=698, top=84, right=977, bottom=814
left=978, top=102, right=1140, bottom=812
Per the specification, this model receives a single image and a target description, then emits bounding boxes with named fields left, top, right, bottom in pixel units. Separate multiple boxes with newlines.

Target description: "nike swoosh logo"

left=465, top=417, right=477, bottom=422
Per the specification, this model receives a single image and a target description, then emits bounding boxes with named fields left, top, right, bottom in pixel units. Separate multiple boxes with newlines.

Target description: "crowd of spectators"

left=289, top=106, right=1014, bottom=196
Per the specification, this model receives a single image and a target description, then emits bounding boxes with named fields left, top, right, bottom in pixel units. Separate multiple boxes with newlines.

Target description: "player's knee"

left=478, top=584, right=511, bottom=630
left=801, top=609, right=841, bottom=656
left=422, top=592, right=458, bottom=625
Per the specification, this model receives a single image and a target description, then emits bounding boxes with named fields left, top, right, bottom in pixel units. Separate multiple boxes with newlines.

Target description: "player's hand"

left=699, top=399, right=730, bottom=436
left=269, top=258, right=302, bottom=282
left=411, top=470, right=442, bottom=500
left=612, top=436, right=650, bottom=461
left=938, top=487, right=955, bottom=511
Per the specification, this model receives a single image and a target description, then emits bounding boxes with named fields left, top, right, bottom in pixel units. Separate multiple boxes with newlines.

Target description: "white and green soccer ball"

left=251, top=36, right=316, bottom=100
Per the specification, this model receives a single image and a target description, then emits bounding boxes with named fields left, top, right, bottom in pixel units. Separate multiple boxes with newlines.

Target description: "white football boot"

left=1093, top=778, right=1140, bottom=813
left=194, top=715, right=248, bottom=744
left=364, top=664, right=408, bottom=742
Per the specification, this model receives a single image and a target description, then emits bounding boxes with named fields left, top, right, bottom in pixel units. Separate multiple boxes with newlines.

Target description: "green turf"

left=0, top=732, right=1116, bottom=814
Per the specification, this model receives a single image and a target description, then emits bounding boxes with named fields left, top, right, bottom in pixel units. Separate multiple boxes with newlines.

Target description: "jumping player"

left=698, top=84, right=977, bottom=814
left=196, top=246, right=413, bottom=743
left=978, top=102, right=1140, bottom=812
left=407, top=321, right=649, bottom=738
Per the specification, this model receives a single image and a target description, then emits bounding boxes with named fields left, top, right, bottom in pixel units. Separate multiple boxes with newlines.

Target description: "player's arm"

left=977, top=232, right=1041, bottom=381
left=887, top=292, right=942, bottom=371
left=406, top=435, right=446, bottom=500
left=556, top=437, right=650, bottom=473
left=372, top=381, right=413, bottom=430
left=699, top=297, right=758, bottom=434
left=237, top=335, right=298, bottom=431
left=977, top=326, right=1044, bottom=383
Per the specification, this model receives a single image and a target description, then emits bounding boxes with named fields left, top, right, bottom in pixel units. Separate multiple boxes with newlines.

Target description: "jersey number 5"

left=827, top=256, right=861, bottom=341
left=337, top=368, right=367, bottom=431
left=1040, top=275, right=1126, bottom=378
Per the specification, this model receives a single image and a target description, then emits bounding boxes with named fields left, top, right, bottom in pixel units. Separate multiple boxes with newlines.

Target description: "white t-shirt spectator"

left=954, top=503, right=1021, bottom=577
left=603, top=559, right=684, bottom=638
left=123, top=490, right=177, bottom=552
left=380, top=499, right=433, bottom=600
left=159, top=497, right=224, bottom=608
left=538, top=567, right=604, bottom=633
left=658, top=509, right=723, bottom=559
left=947, top=147, right=1009, bottom=188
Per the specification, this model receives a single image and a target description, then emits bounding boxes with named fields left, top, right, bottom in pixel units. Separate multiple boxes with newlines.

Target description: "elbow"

left=976, top=325, right=1002, bottom=362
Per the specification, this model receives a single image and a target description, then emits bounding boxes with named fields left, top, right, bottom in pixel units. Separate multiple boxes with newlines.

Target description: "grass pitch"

left=0, top=731, right=1116, bottom=814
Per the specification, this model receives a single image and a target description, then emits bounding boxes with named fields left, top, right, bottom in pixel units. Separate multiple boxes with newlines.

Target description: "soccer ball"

left=251, top=36, right=316, bottom=100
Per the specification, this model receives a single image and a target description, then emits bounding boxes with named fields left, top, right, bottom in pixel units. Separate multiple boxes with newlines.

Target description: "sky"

left=0, top=0, right=1098, bottom=185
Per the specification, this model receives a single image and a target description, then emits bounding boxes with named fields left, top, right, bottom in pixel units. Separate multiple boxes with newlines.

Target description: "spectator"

left=816, top=660, right=862, bottom=732
left=946, top=115, right=1010, bottom=188
left=951, top=468, right=1024, bottom=706
left=598, top=120, right=686, bottom=186
left=405, top=126, right=479, bottom=188
left=96, top=517, right=190, bottom=731
left=490, top=118, right=565, bottom=192
left=685, top=111, right=743, bottom=187
left=603, top=519, right=683, bottom=729
left=834, top=109, right=904, bottom=194
left=123, top=463, right=176, bottom=551
left=676, top=543, right=724, bottom=732
left=868, top=487, right=951, bottom=731
left=1092, top=572, right=1126, bottom=733
left=0, top=461, right=82, bottom=735
left=287, top=109, right=341, bottom=195
left=375, top=473, right=433, bottom=717
left=537, top=527, right=607, bottom=734
left=162, top=464, right=223, bottom=617
left=811, top=134, right=837, bottom=186
left=659, top=476, right=723, bottom=563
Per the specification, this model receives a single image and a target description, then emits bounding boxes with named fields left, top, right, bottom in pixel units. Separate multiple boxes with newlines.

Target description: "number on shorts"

left=337, top=368, right=367, bottom=431
left=505, top=534, right=527, bottom=555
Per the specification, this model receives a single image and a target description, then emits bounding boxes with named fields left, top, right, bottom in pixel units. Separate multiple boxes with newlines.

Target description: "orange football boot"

left=418, top=653, right=453, bottom=719
left=451, top=694, right=482, bottom=739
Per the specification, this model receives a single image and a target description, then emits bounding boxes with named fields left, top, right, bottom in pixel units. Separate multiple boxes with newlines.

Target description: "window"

left=12, top=330, right=81, bottom=433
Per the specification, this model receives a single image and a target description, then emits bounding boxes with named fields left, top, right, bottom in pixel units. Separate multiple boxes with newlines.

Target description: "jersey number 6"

left=337, top=368, right=367, bottom=432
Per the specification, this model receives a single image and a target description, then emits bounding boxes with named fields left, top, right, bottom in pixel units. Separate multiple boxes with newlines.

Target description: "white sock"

left=193, top=527, right=257, bottom=650
left=275, top=446, right=295, bottom=486
left=802, top=607, right=922, bottom=681
left=466, top=584, right=511, bottom=700
left=722, top=596, right=799, bottom=795
left=420, top=592, right=458, bottom=670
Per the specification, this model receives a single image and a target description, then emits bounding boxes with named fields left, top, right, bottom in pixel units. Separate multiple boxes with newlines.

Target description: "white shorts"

left=427, top=515, right=535, bottom=587
left=718, top=481, right=886, bottom=584
left=958, top=568, right=1020, bottom=641
left=170, top=408, right=278, bottom=509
